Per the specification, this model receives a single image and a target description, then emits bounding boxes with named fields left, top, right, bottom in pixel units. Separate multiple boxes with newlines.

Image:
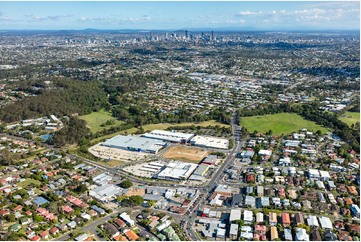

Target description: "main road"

left=184, top=110, right=244, bottom=240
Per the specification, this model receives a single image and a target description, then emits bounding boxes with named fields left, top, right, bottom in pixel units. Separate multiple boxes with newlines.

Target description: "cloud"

left=0, top=12, right=15, bottom=22
left=236, top=11, right=263, bottom=16
left=234, top=5, right=360, bottom=28
left=25, top=14, right=73, bottom=22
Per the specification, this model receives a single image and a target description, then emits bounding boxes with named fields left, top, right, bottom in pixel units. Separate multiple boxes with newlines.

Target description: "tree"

left=75, top=184, right=88, bottom=193
left=119, top=180, right=133, bottom=189
left=121, top=195, right=144, bottom=207
left=5, top=214, right=16, bottom=222
left=148, top=200, right=156, bottom=207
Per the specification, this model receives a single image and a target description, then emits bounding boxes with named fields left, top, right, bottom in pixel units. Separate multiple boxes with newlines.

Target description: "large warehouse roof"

left=142, top=130, right=195, bottom=142
left=101, top=135, right=166, bottom=153
left=190, top=135, right=229, bottom=149
left=157, top=161, right=198, bottom=180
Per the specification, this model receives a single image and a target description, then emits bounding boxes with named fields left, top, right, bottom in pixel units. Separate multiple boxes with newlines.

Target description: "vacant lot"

left=340, top=111, right=360, bottom=127
left=79, top=109, right=124, bottom=133
left=163, top=146, right=209, bottom=163
left=241, top=113, right=328, bottom=135
left=17, top=178, right=41, bottom=189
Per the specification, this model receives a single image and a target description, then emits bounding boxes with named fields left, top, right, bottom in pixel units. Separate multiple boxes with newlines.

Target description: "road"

left=2, top=112, right=245, bottom=241
left=56, top=211, right=119, bottom=241
left=184, top=110, right=244, bottom=240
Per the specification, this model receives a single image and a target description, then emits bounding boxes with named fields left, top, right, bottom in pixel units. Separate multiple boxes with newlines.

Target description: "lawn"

left=241, top=113, right=328, bottom=135
left=340, top=111, right=360, bottom=127
left=91, top=120, right=228, bottom=144
left=162, top=146, right=209, bottom=163
left=17, top=178, right=41, bottom=189
left=79, top=109, right=124, bottom=133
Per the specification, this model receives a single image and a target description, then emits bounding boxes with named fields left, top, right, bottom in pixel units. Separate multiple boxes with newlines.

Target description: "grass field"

left=91, top=120, right=229, bottom=144
left=79, top=109, right=124, bottom=133
left=17, top=178, right=41, bottom=189
left=162, top=146, right=209, bottom=163
left=340, top=111, right=360, bottom=127
left=241, top=113, right=328, bottom=135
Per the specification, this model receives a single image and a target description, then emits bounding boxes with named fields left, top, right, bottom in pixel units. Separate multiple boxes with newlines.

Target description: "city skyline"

left=0, top=1, right=359, bottom=31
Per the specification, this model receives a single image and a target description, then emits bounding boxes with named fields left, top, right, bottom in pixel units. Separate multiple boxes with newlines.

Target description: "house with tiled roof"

left=61, top=205, right=73, bottom=213
left=49, top=227, right=59, bottom=235
left=338, top=230, right=353, bottom=241
left=282, top=212, right=291, bottom=227
left=113, top=234, right=128, bottom=241
left=269, top=212, right=277, bottom=226
left=30, top=235, right=41, bottom=241
left=347, top=186, right=358, bottom=195
left=39, top=230, right=49, bottom=239
left=125, top=230, right=139, bottom=241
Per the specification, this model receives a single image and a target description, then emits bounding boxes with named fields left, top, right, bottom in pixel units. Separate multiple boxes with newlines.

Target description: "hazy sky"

left=0, top=1, right=359, bottom=30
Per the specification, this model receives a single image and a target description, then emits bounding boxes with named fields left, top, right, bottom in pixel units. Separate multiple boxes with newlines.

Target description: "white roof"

left=296, top=228, right=309, bottom=241
left=307, top=215, right=319, bottom=227
left=240, top=226, right=253, bottom=239
left=120, top=212, right=135, bottom=226
left=89, top=184, right=121, bottom=202
left=75, top=234, right=89, bottom=241
left=256, top=212, right=264, bottom=222
left=308, top=169, right=320, bottom=176
left=217, top=228, right=226, bottom=237
left=210, top=194, right=223, bottom=206
left=319, top=170, right=330, bottom=178
left=142, top=130, right=194, bottom=142
left=230, top=224, right=239, bottom=236
left=190, top=135, right=229, bottom=149
left=102, top=135, right=166, bottom=153
left=259, top=150, right=272, bottom=156
left=319, top=216, right=333, bottom=229
left=157, top=161, right=198, bottom=180
left=244, top=210, right=253, bottom=222
left=230, top=209, right=242, bottom=222
left=93, top=173, right=112, bottom=182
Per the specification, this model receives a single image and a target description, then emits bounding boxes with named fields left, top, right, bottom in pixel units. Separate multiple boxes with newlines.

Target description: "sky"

left=0, top=1, right=359, bottom=30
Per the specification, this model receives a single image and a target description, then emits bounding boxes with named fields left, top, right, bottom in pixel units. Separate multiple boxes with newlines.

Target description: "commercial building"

left=190, top=135, right=229, bottom=149
left=89, top=184, right=122, bottom=203
left=142, top=130, right=195, bottom=143
left=189, top=164, right=209, bottom=181
left=92, top=173, right=112, bottom=186
left=101, top=135, right=166, bottom=154
left=202, top=155, right=219, bottom=165
left=157, top=161, right=198, bottom=180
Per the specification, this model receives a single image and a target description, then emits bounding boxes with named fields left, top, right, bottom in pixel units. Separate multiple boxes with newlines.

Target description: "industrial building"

left=141, top=130, right=195, bottom=143
left=89, top=184, right=122, bottom=203
left=190, top=135, right=229, bottom=149
left=189, top=164, right=210, bottom=181
left=101, top=135, right=166, bottom=154
left=157, top=161, right=198, bottom=180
